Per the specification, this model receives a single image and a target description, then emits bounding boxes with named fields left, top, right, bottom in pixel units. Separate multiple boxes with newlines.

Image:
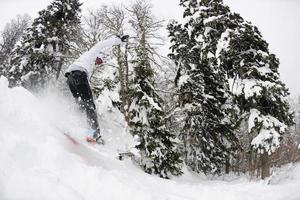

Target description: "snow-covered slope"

left=0, top=76, right=299, bottom=200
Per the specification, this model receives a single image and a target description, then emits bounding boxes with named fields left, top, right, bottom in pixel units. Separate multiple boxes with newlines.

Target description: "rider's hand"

left=117, top=35, right=130, bottom=42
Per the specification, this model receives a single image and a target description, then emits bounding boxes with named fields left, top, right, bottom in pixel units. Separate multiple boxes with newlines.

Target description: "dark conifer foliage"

left=128, top=43, right=183, bottom=177
left=0, top=14, right=31, bottom=77
left=218, top=21, right=294, bottom=155
left=128, top=0, right=183, bottom=178
left=8, top=0, right=81, bottom=91
left=168, top=0, right=239, bottom=174
left=168, top=0, right=293, bottom=176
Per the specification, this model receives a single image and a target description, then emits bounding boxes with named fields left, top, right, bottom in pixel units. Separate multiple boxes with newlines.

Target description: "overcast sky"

left=1, top=0, right=299, bottom=96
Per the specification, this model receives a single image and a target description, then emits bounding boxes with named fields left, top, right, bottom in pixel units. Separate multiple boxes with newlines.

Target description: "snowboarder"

left=65, top=35, right=129, bottom=144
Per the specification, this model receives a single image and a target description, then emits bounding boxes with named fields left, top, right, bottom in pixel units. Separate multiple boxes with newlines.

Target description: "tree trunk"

left=225, top=156, right=230, bottom=174
left=56, top=60, right=63, bottom=80
left=124, top=42, right=129, bottom=92
left=261, top=152, right=270, bottom=179
left=254, top=152, right=259, bottom=178
left=248, top=150, right=253, bottom=177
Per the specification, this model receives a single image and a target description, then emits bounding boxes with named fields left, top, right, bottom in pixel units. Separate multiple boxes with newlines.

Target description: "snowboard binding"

left=85, top=129, right=104, bottom=145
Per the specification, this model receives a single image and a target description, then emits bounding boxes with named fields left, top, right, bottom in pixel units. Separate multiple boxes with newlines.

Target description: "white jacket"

left=66, top=36, right=122, bottom=79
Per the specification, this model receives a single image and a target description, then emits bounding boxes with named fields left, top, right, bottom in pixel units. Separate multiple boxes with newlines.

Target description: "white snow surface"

left=0, top=76, right=300, bottom=200
left=178, top=74, right=190, bottom=87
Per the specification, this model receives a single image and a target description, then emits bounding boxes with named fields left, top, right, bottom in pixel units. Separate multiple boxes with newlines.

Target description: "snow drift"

left=0, top=76, right=299, bottom=200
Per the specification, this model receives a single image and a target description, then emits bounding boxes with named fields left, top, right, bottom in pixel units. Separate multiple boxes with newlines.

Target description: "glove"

left=117, top=35, right=130, bottom=42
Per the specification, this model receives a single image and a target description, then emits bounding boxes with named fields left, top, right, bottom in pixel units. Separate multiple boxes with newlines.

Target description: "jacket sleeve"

left=68, top=36, right=122, bottom=78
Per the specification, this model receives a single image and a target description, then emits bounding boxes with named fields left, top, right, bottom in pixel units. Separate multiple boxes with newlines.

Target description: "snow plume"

left=0, top=76, right=135, bottom=199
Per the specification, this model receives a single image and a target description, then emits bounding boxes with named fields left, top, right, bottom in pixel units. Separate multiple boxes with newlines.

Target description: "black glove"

left=117, top=35, right=130, bottom=42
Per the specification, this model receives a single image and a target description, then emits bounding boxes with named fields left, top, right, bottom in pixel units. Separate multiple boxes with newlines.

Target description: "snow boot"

left=85, top=129, right=104, bottom=145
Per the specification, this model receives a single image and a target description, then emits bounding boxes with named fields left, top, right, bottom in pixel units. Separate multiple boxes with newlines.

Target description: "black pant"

left=66, top=70, right=100, bottom=136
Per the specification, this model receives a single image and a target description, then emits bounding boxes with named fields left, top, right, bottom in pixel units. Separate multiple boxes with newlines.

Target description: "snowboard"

left=63, top=131, right=135, bottom=160
left=63, top=131, right=100, bottom=148
left=63, top=132, right=80, bottom=145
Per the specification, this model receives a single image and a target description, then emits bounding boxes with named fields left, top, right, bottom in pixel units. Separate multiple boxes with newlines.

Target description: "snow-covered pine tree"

left=0, top=14, right=31, bottom=77
left=217, top=20, right=294, bottom=178
left=168, top=0, right=239, bottom=174
left=8, top=0, right=81, bottom=91
left=127, top=0, right=182, bottom=178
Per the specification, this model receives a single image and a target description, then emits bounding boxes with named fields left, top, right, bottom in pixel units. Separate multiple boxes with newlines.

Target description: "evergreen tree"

left=0, top=14, right=31, bottom=77
left=217, top=20, right=294, bottom=178
left=168, top=0, right=239, bottom=174
left=169, top=0, right=293, bottom=178
left=8, top=0, right=81, bottom=91
left=127, top=0, right=182, bottom=178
